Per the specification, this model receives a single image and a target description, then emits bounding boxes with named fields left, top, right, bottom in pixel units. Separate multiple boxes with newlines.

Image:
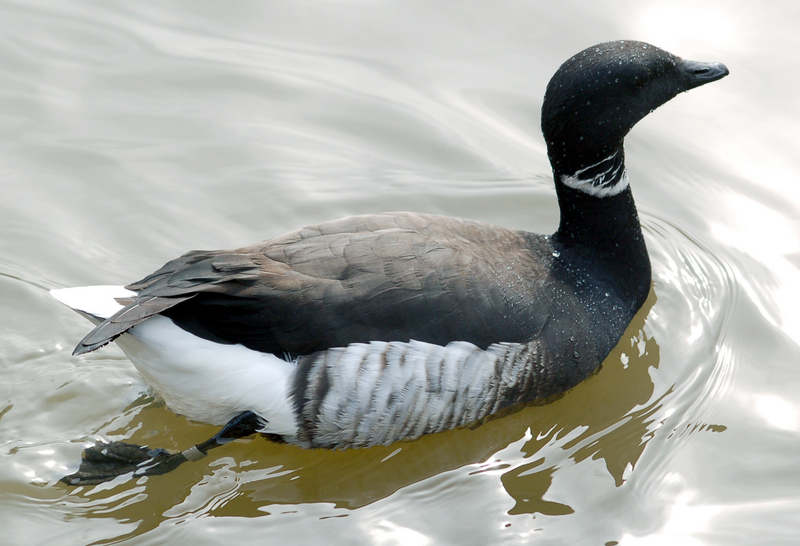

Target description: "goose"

left=52, top=40, right=728, bottom=485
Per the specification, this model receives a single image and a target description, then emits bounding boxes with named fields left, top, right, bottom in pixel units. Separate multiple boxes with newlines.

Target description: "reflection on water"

left=3, top=0, right=800, bottom=545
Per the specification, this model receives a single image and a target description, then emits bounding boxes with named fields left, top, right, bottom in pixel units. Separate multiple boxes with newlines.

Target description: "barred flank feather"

left=290, top=339, right=550, bottom=449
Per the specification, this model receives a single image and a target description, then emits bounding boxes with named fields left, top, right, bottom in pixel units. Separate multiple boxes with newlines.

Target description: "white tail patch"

left=50, top=285, right=136, bottom=322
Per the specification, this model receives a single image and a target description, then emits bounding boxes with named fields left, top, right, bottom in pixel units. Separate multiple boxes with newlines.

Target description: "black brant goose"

left=52, top=40, right=728, bottom=485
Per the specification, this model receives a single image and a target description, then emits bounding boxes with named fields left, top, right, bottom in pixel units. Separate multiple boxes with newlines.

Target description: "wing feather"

left=74, top=212, right=554, bottom=356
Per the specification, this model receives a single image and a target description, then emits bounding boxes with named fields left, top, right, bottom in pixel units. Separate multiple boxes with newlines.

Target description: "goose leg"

left=61, top=411, right=263, bottom=486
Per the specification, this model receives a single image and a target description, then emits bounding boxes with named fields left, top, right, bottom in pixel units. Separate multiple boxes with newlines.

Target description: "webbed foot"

left=61, top=441, right=189, bottom=486
left=61, top=411, right=264, bottom=486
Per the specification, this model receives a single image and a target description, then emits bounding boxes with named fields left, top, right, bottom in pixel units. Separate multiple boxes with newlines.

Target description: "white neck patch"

left=560, top=151, right=629, bottom=198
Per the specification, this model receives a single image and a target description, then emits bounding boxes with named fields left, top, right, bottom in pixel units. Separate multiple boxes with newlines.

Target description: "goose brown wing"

left=76, top=212, right=554, bottom=356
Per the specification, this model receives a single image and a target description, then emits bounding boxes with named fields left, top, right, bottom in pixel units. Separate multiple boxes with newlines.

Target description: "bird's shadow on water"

left=54, top=291, right=661, bottom=533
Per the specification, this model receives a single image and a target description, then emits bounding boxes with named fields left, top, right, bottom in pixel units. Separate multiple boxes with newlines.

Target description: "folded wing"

left=75, top=212, right=555, bottom=357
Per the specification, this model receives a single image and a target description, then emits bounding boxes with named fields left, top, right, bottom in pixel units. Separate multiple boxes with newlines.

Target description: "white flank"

left=560, top=152, right=629, bottom=197
left=51, top=286, right=298, bottom=437
left=115, top=316, right=297, bottom=435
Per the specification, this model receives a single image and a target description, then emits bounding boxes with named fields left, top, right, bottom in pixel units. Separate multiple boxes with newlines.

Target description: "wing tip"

left=51, top=286, right=136, bottom=355
left=72, top=337, right=114, bottom=356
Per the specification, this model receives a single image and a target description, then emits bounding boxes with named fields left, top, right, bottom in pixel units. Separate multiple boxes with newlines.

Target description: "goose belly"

left=113, top=315, right=553, bottom=450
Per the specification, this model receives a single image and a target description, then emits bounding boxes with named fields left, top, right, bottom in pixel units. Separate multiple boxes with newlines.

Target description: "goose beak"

left=679, top=59, right=729, bottom=90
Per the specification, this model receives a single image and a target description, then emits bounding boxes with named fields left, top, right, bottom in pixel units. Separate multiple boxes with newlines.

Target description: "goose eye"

left=633, top=71, right=652, bottom=88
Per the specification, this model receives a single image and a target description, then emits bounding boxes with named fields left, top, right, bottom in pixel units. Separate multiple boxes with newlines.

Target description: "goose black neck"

left=553, top=179, right=641, bottom=251
left=551, top=163, right=651, bottom=310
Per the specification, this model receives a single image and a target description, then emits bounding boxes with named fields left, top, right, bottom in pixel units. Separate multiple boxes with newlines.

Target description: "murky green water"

left=2, top=1, right=800, bottom=544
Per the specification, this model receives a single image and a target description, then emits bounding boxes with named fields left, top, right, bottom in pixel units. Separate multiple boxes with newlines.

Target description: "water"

left=2, top=0, right=800, bottom=544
